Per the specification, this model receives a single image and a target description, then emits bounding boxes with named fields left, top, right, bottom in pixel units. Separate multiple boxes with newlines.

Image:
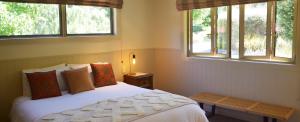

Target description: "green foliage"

left=66, top=5, right=111, bottom=34
left=192, top=9, right=211, bottom=33
left=0, top=2, right=59, bottom=36
left=245, top=16, right=266, bottom=39
left=276, top=0, right=294, bottom=41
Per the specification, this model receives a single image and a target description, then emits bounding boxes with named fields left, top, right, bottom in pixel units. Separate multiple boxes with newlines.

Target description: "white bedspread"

left=11, top=82, right=208, bottom=122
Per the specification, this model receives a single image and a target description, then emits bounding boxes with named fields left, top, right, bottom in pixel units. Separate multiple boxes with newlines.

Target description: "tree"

left=0, top=2, right=60, bottom=36
left=192, top=9, right=211, bottom=32
left=276, top=0, right=294, bottom=41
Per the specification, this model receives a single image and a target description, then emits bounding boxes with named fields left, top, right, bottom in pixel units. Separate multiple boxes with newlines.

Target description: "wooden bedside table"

left=123, top=73, right=153, bottom=89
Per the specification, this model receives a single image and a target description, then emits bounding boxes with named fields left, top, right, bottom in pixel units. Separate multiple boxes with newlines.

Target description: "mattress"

left=11, top=82, right=208, bottom=122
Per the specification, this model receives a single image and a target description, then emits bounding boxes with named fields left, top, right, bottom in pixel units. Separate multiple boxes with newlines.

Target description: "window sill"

left=0, top=34, right=120, bottom=41
left=186, top=55, right=295, bottom=66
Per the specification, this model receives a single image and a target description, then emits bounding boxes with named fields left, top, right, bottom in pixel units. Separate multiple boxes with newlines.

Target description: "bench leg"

left=272, top=118, right=277, bottom=122
left=211, top=105, right=216, bottom=116
left=199, top=103, right=204, bottom=109
left=263, top=116, right=269, bottom=122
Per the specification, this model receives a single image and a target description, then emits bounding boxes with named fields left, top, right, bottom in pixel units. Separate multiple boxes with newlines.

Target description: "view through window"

left=0, top=2, right=60, bottom=36
left=0, top=1, right=114, bottom=37
left=66, top=5, right=112, bottom=35
left=189, top=0, right=295, bottom=62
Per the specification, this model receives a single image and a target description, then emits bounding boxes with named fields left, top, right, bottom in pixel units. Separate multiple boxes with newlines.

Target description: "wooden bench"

left=191, top=93, right=295, bottom=122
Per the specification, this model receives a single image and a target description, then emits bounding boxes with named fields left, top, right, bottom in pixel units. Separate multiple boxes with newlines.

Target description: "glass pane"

left=217, top=6, right=228, bottom=54
left=244, top=3, right=267, bottom=56
left=0, top=2, right=59, bottom=36
left=67, top=5, right=112, bottom=34
left=231, top=5, right=240, bottom=59
left=275, top=0, right=294, bottom=58
left=192, top=9, right=211, bottom=53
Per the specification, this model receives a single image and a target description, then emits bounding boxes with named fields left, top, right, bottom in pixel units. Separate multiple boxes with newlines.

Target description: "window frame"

left=187, top=0, right=297, bottom=63
left=0, top=3, right=62, bottom=38
left=65, top=5, right=115, bottom=36
left=188, top=7, right=230, bottom=58
left=0, top=2, right=115, bottom=39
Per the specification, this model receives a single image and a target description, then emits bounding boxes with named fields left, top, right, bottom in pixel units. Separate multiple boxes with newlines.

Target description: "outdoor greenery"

left=192, top=0, right=295, bottom=58
left=275, top=0, right=294, bottom=58
left=0, top=1, right=111, bottom=36
left=67, top=5, right=111, bottom=34
left=192, top=9, right=210, bottom=32
left=192, top=8, right=211, bottom=53
left=0, top=2, right=59, bottom=36
left=244, top=3, right=267, bottom=56
left=216, top=7, right=228, bottom=54
left=276, top=0, right=294, bottom=41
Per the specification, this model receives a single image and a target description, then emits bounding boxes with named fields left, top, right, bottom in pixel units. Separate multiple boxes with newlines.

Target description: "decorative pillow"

left=67, top=63, right=109, bottom=82
left=90, top=63, right=117, bottom=87
left=22, top=64, right=70, bottom=96
left=26, top=70, right=62, bottom=100
left=62, top=67, right=95, bottom=94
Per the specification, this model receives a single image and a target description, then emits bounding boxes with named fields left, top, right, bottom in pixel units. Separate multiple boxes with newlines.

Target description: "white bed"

left=11, top=82, right=208, bottom=122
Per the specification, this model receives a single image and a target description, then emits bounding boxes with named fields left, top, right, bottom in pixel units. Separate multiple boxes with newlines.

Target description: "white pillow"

left=22, top=64, right=70, bottom=96
left=68, top=64, right=92, bottom=73
left=68, top=62, right=109, bottom=72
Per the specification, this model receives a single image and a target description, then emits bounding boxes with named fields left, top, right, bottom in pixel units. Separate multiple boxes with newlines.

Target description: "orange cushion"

left=91, top=63, right=117, bottom=87
left=62, top=67, right=95, bottom=94
left=26, top=70, right=61, bottom=100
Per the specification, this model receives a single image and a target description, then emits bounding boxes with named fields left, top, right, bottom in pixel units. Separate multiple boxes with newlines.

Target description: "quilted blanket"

left=39, top=90, right=197, bottom=122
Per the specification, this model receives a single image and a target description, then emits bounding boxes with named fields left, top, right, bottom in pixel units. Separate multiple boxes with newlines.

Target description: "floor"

left=209, top=115, right=248, bottom=122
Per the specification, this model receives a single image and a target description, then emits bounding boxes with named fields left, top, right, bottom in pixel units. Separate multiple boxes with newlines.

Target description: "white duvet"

left=11, top=82, right=208, bottom=122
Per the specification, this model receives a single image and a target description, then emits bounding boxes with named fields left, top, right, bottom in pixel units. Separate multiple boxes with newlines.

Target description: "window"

left=0, top=1, right=114, bottom=37
left=66, top=5, right=113, bottom=35
left=0, top=2, right=60, bottom=36
left=191, top=8, right=211, bottom=54
left=188, top=0, right=296, bottom=63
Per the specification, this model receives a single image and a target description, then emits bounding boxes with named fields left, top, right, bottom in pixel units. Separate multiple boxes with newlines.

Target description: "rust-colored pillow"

left=26, top=70, right=61, bottom=100
left=91, top=63, right=117, bottom=87
left=62, top=67, right=95, bottom=94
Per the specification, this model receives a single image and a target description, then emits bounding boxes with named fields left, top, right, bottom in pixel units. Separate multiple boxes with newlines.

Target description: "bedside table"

left=123, top=73, right=153, bottom=89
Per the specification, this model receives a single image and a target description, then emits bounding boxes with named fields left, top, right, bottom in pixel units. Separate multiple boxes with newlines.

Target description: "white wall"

left=151, top=0, right=300, bottom=121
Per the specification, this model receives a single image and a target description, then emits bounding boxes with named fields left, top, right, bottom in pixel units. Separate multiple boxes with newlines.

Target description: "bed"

left=11, top=82, right=208, bottom=122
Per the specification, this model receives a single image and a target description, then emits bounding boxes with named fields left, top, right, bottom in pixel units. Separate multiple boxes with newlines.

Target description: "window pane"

left=244, top=3, right=267, bottom=56
left=66, top=5, right=112, bottom=34
left=217, top=6, right=228, bottom=54
left=192, top=9, right=211, bottom=53
left=231, top=5, right=240, bottom=59
left=275, top=0, right=294, bottom=58
left=0, top=2, right=59, bottom=36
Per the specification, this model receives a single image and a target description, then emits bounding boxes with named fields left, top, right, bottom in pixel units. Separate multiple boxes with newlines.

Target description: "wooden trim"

left=60, top=4, right=67, bottom=37
left=211, top=8, right=217, bottom=55
left=239, top=5, right=245, bottom=59
left=266, top=2, right=272, bottom=58
left=188, top=10, right=193, bottom=56
left=227, top=6, right=232, bottom=58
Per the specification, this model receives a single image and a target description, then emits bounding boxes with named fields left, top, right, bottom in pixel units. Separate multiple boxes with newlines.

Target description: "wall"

left=0, top=0, right=154, bottom=60
left=0, top=0, right=156, bottom=121
left=1, top=0, right=300, bottom=121
left=151, top=0, right=300, bottom=122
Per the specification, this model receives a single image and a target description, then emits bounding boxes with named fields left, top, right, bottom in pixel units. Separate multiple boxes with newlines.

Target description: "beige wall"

left=1, top=0, right=300, bottom=122
left=0, top=0, right=155, bottom=60
left=152, top=0, right=300, bottom=122
left=0, top=0, right=156, bottom=121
